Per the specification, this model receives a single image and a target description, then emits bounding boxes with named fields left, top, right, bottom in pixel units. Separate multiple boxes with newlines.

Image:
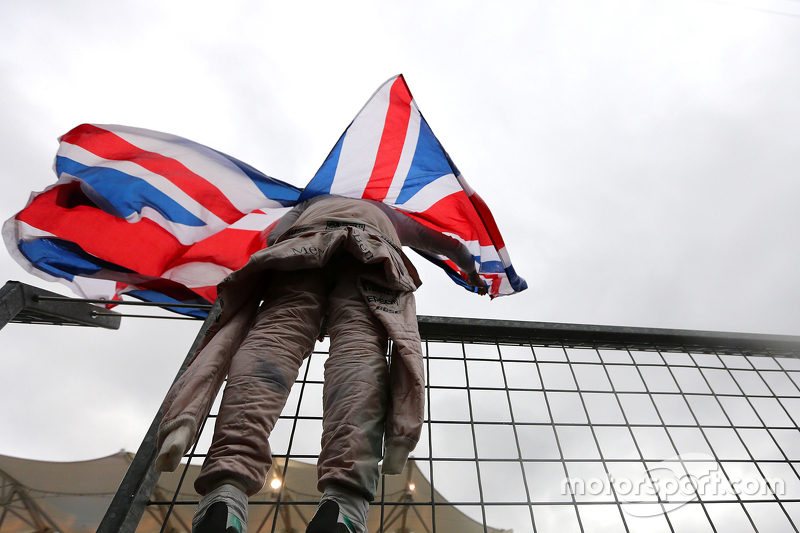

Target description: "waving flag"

left=3, top=124, right=301, bottom=315
left=4, top=75, right=525, bottom=315
left=301, top=75, right=526, bottom=298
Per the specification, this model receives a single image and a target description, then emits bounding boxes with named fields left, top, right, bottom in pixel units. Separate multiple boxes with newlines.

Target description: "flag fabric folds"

left=4, top=75, right=525, bottom=315
left=300, top=75, right=527, bottom=298
left=3, top=124, right=301, bottom=315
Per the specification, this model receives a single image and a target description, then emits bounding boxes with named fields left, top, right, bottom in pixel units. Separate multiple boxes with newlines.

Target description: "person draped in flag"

left=4, top=75, right=525, bottom=308
left=156, top=194, right=487, bottom=533
left=4, top=74, right=524, bottom=533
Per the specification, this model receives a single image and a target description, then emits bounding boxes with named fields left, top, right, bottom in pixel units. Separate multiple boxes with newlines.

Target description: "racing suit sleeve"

left=370, top=202, right=486, bottom=293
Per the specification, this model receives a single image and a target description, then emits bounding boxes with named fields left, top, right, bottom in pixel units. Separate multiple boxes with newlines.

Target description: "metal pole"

left=416, top=315, right=800, bottom=357
left=0, top=281, right=121, bottom=330
left=0, top=281, right=25, bottom=330
left=97, top=300, right=221, bottom=533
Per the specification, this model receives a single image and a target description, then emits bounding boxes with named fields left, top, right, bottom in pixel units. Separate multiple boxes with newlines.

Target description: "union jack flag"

left=301, top=75, right=526, bottom=298
left=3, top=75, right=525, bottom=315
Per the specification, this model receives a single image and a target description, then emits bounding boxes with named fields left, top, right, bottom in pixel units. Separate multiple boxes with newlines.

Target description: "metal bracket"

left=0, top=281, right=121, bottom=330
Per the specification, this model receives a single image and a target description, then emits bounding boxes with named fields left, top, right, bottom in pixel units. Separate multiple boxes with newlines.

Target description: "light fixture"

left=270, top=478, right=282, bottom=490
left=408, top=483, right=415, bottom=492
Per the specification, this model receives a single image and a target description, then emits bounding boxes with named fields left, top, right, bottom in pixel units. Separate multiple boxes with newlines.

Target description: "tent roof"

left=0, top=452, right=508, bottom=533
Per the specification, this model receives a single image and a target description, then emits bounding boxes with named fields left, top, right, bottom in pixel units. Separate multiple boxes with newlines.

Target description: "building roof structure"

left=0, top=451, right=505, bottom=533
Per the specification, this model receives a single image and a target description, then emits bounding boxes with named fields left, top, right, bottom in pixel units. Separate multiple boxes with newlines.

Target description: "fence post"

left=0, top=281, right=25, bottom=330
left=97, top=300, right=221, bottom=533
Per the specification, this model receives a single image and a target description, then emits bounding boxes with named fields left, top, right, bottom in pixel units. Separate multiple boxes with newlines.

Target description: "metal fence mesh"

left=145, top=321, right=800, bottom=533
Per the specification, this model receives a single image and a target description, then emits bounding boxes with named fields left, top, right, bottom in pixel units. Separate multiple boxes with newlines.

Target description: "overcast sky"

left=1, top=0, right=799, bottom=485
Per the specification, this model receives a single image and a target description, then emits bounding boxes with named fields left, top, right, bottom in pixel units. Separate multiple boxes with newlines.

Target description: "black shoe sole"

left=194, top=501, right=240, bottom=533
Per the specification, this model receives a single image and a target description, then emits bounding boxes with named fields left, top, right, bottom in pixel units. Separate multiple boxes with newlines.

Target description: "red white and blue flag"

left=3, top=75, right=525, bottom=315
left=3, top=124, right=301, bottom=316
left=300, top=75, right=526, bottom=298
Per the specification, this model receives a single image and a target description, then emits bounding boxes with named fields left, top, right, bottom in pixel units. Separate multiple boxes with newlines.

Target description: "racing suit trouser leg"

left=317, top=264, right=390, bottom=501
left=195, top=269, right=327, bottom=496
